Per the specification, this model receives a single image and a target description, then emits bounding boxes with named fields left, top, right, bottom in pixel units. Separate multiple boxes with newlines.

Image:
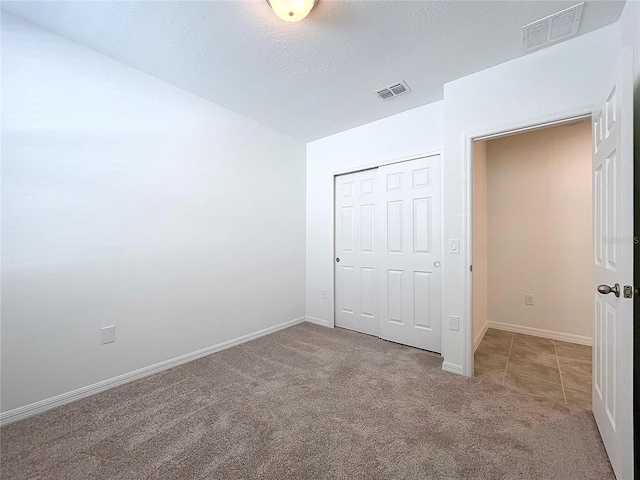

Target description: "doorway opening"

left=472, top=118, right=593, bottom=408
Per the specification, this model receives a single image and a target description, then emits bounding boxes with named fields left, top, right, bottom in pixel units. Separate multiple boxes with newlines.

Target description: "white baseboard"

left=488, top=321, right=592, bottom=346
left=0, top=316, right=307, bottom=426
left=305, top=316, right=333, bottom=328
left=474, top=321, right=489, bottom=352
left=442, top=361, right=464, bottom=375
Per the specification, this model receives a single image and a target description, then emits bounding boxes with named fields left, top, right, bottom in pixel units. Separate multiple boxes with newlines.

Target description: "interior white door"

left=335, top=168, right=379, bottom=336
left=592, top=48, right=633, bottom=480
left=378, top=156, right=442, bottom=352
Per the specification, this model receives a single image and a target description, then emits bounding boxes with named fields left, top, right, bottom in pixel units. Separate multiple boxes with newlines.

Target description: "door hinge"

left=470, top=265, right=473, bottom=272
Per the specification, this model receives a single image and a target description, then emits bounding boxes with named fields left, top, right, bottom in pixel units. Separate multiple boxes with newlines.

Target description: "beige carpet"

left=1, top=322, right=613, bottom=479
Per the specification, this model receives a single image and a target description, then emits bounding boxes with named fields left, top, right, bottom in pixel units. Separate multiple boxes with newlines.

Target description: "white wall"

left=1, top=13, right=306, bottom=413
left=618, top=0, right=640, bottom=85
left=305, top=103, right=444, bottom=327
left=472, top=141, right=488, bottom=350
left=442, top=24, right=620, bottom=374
left=486, top=121, right=592, bottom=342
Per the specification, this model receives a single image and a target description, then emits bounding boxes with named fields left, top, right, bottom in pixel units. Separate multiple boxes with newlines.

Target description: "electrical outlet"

left=525, top=294, right=534, bottom=306
left=322, top=289, right=328, bottom=300
left=101, top=325, right=115, bottom=344
left=449, top=315, right=460, bottom=331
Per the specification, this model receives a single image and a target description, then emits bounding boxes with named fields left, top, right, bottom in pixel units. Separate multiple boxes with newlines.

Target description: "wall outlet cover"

left=525, top=294, right=534, bottom=305
left=101, top=325, right=115, bottom=344
left=449, top=315, right=460, bottom=331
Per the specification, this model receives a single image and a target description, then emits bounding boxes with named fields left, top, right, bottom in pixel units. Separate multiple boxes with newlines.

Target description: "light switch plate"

left=525, top=294, right=534, bottom=306
left=449, top=315, right=460, bottom=331
left=449, top=239, right=460, bottom=254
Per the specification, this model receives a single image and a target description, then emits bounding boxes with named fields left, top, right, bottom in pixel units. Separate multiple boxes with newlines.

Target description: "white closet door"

left=334, top=169, right=379, bottom=336
left=377, top=156, right=442, bottom=352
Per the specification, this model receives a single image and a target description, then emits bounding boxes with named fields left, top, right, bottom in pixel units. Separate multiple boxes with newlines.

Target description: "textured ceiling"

left=1, top=1, right=625, bottom=141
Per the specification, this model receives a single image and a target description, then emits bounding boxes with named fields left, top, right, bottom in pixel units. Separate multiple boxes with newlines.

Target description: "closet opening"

left=472, top=118, right=593, bottom=408
left=334, top=154, right=443, bottom=353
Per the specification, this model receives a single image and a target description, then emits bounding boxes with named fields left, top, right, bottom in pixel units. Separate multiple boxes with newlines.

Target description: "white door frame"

left=331, top=150, right=444, bottom=335
left=463, top=107, right=594, bottom=377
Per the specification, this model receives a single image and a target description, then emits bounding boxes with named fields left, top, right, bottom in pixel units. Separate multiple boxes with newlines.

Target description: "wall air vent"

left=522, top=2, right=584, bottom=54
left=376, top=81, right=410, bottom=101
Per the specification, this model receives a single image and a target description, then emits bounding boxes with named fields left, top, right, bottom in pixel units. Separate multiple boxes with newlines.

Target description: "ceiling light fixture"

left=266, top=0, right=318, bottom=22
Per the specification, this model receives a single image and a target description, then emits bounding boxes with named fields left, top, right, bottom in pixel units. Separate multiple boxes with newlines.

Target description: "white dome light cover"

left=266, top=0, right=318, bottom=22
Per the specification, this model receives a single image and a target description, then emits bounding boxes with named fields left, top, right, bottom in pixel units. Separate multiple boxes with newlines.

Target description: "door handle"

left=597, top=283, right=620, bottom=297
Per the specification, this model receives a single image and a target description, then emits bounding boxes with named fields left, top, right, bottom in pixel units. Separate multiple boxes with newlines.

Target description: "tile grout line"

left=509, top=370, right=563, bottom=387
left=502, top=333, right=515, bottom=385
left=554, top=339, right=567, bottom=403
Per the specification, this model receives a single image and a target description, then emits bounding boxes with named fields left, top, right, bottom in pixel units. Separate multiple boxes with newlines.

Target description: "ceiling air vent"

left=376, top=81, right=410, bottom=101
left=522, top=2, right=584, bottom=54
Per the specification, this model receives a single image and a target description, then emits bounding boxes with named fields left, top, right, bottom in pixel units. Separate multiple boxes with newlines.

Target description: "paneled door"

left=334, top=168, right=379, bottom=336
left=591, top=49, right=633, bottom=480
left=377, top=156, right=442, bottom=352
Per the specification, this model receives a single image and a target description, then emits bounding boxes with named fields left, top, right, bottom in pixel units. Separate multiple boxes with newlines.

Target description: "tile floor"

left=474, top=328, right=592, bottom=409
